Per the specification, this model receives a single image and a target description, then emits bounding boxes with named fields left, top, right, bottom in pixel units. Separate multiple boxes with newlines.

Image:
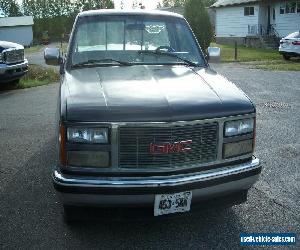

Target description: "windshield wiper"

left=72, top=59, right=132, bottom=68
left=137, top=50, right=198, bottom=67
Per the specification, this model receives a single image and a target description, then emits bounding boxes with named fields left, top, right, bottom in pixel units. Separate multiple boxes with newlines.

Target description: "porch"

left=246, top=2, right=281, bottom=49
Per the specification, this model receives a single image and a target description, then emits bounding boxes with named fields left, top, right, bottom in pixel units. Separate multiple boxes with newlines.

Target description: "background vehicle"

left=44, top=10, right=260, bottom=221
left=0, top=41, right=28, bottom=84
left=279, top=31, right=300, bottom=60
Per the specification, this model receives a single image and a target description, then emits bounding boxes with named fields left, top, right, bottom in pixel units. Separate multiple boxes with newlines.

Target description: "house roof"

left=211, top=0, right=260, bottom=8
left=0, top=16, right=34, bottom=27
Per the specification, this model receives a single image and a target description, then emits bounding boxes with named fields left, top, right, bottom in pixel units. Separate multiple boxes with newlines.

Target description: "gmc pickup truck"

left=0, top=41, right=28, bottom=83
left=45, top=10, right=261, bottom=220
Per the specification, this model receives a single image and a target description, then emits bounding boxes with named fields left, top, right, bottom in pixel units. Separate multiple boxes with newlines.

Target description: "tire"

left=283, top=54, right=291, bottom=60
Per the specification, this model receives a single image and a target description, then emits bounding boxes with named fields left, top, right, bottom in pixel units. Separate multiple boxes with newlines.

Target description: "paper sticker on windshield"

left=145, top=25, right=165, bottom=34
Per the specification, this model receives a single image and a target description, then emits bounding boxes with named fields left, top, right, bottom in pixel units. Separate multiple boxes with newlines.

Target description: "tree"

left=75, top=0, right=114, bottom=11
left=8, top=1, right=22, bottom=16
left=204, top=0, right=217, bottom=7
left=0, top=0, right=22, bottom=17
left=132, top=0, right=138, bottom=9
left=162, top=0, right=215, bottom=8
left=184, top=0, right=213, bottom=51
left=162, top=0, right=185, bottom=7
left=104, top=0, right=114, bottom=9
left=120, top=0, right=124, bottom=9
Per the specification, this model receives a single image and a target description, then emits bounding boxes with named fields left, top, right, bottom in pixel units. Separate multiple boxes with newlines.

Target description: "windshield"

left=70, top=15, right=205, bottom=67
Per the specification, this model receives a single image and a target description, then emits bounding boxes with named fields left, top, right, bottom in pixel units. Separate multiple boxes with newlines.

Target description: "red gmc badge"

left=149, top=140, right=192, bottom=154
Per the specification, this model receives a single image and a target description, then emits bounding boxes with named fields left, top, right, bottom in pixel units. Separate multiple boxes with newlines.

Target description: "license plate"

left=154, top=191, right=192, bottom=216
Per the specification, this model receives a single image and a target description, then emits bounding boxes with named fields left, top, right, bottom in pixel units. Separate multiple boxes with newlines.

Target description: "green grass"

left=211, top=42, right=282, bottom=62
left=25, top=45, right=43, bottom=54
left=0, top=65, right=59, bottom=91
left=211, top=42, right=300, bottom=71
left=242, top=60, right=300, bottom=71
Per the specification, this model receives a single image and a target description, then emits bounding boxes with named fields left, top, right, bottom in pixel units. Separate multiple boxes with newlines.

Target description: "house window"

left=244, top=6, right=254, bottom=16
left=280, top=2, right=300, bottom=14
left=286, top=2, right=296, bottom=13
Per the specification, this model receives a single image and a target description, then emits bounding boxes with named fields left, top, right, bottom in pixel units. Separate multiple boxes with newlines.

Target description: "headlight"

left=67, top=127, right=108, bottom=143
left=224, top=118, right=254, bottom=137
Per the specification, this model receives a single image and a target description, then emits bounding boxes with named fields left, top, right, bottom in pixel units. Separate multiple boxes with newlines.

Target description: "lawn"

left=241, top=60, right=300, bottom=71
left=19, top=64, right=59, bottom=88
left=24, top=45, right=44, bottom=54
left=0, top=65, right=59, bottom=91
left=211, top=43, right=300, bottom=71
left=211, top=42, right=282, bottom=62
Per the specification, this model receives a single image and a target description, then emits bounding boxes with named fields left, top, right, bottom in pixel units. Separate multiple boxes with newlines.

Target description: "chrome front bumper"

left=0, top=59, right=28, bottom=74
left=53, top=157, right=261, bottom=206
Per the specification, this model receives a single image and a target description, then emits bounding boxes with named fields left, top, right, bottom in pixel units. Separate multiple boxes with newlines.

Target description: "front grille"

left=4, top=49, right=24, bottom=64
left=119, top=122, right=218, bottom=169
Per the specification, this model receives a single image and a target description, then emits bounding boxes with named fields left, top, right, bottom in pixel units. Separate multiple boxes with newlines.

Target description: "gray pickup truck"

left=45, top=10, right=261, bottom=220
left=0, top=41, right=28, bottom=83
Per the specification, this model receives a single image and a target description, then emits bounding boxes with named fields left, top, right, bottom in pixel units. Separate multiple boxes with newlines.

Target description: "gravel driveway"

left=0, top=64, right=299, bottom=249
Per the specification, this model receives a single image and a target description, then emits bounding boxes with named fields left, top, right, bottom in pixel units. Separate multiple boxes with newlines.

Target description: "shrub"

left=184, top=0, right=213, bottom=52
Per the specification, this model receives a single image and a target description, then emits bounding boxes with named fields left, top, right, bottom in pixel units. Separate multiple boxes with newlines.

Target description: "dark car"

left=0, top=41, right=28, bottom=83
left=44, top=10, right=261, bottom=220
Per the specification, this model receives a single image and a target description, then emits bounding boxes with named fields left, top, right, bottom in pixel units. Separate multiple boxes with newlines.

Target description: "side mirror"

left=207, top=47, right=221, bottom=63
left=44, top=47, right=62, bottom=66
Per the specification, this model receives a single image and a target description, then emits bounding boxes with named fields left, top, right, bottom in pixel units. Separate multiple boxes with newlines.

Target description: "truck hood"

left=64, top=65, right=254, bottom=122
left=0, top=41, right=23, bottom=52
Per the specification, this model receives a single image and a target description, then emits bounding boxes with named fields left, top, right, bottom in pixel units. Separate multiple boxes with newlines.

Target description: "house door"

left=271, top=7, right=276, bottom=24
left=267, top=5, right=271, bottom=34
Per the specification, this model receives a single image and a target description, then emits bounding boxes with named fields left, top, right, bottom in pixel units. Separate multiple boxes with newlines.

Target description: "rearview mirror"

left=207, top=47, right=221, bottom=63
left=44, top=47, right=61, bottom=66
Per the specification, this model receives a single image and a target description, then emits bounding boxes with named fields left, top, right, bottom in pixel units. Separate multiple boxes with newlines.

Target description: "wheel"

left=283, top=54, right=290, bottom=60
left=7, top=79, right=20, bottom=85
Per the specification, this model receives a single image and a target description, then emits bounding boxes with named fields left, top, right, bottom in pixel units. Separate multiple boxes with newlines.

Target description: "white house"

left=0, top=16, right=34, bottom=46
left=211, top=0, right=300, bottom=47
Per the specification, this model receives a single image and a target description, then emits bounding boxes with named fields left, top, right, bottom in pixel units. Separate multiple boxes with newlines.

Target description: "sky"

left=1, top=0, right=162, bottom=17
left=15, top=0, right=161, bottom=10
left=114, top=0, right=161, bottom=9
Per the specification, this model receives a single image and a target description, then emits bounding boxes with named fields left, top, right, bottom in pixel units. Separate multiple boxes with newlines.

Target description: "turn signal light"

left=59, top=124, right=67, bottom=166
left=223, top=139, right=253, bottom=159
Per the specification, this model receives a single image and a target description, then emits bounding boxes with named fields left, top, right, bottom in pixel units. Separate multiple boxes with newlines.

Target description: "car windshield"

left=70, top=15, right=205, bottom=67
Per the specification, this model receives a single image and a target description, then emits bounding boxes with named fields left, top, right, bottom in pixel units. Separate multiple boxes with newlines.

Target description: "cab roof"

left=78, top=9, right=184, bottom=19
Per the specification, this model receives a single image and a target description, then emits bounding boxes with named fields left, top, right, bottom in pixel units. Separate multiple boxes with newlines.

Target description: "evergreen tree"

left=162, top=0, right=216, bottom=8
left=184, top=0, right=213, bottom=51
left=0, top=0, right=22, bottom=17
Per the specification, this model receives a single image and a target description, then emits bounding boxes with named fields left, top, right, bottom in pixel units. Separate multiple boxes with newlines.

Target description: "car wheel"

left=283, top=54, right=291, bottom=60
left=8, top=79, right=20, bottom=85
